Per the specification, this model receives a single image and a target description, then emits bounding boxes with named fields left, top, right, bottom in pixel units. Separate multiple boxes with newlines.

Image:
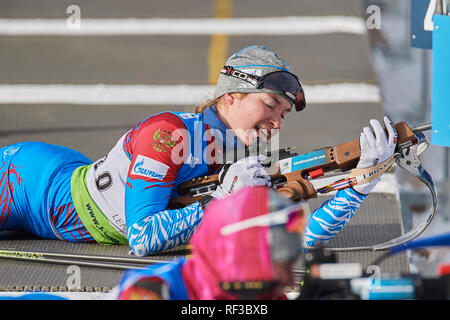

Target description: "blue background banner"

left=411, top=0, right=433, bottom=49
left=432, top=14, right=450, bottom=147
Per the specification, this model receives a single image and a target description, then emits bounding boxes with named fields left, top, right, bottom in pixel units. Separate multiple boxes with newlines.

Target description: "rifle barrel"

left=412, top=123, right=432, bottom=133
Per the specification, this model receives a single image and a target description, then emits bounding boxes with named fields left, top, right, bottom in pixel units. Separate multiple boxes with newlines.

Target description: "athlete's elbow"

left=129, top=242, right=149, bottom=257
left=127, top=230, right=151, bottom=256
left=128, top=233, right=163, bottom=256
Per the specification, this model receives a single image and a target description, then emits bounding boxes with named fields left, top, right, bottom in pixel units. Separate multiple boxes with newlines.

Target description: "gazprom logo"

left=132, top=155, right=169, bottom=181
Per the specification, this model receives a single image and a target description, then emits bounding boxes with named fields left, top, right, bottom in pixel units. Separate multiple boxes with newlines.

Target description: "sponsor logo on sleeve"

left=179, top=112, right=199, bottom=119
left=131, top=155, right=169, bottom=180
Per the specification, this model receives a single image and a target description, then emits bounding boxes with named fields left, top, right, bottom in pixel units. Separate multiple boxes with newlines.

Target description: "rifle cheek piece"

left=277, top=179, right=316, bottom=201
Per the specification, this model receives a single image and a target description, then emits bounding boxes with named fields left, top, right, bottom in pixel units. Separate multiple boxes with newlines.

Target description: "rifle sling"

left=348, top=155, right=397, bottom=185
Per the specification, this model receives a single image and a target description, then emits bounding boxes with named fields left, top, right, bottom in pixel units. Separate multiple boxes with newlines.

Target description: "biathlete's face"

left=223, top=92, right=292, bottom=146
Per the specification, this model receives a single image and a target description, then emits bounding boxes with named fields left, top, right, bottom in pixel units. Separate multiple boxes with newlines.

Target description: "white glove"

left=353, top=116, right=397, bottom=195
left=211, top=155, right=271, bottom=199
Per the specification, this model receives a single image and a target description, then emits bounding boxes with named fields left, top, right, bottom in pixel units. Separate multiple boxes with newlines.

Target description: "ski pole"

left=0, top=248, right=310, bottom=275
left=0, top=248, right=177, bottom=270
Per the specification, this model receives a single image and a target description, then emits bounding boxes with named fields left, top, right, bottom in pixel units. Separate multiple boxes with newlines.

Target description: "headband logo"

left=240, top=69, right=262, bottom=77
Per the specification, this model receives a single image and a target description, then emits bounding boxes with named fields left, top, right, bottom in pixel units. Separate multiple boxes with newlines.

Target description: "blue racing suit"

left=0, top=142, right=94, bottom=242
left=0, top=106, right=367, bottom=255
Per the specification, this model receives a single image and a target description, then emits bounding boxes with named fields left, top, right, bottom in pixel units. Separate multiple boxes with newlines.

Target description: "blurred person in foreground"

left=112, top=186, right=305, bottom=300
left=0, top=45, right=396, bottom=256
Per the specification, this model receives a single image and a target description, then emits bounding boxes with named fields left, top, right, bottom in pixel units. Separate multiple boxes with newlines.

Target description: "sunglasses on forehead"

left=220, top=65, right=307, bottom=112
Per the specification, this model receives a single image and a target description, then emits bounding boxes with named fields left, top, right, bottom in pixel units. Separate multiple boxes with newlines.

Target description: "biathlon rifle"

left=169, top=121, right=436, bottom=252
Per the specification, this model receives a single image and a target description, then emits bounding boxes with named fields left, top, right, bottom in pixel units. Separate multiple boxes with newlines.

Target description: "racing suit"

left=0, top=106, right=366, bottom=255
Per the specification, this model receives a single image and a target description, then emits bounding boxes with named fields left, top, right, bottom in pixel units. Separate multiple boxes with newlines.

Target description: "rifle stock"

left=168, top=122, right=419, bottom=208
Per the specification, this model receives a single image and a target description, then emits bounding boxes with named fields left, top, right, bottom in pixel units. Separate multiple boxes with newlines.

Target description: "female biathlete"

left=0, top=45, right=397, bottom=256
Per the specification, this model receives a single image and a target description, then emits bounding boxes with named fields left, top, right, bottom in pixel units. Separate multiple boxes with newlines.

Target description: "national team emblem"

left=152, top=129, right=178, bottom=152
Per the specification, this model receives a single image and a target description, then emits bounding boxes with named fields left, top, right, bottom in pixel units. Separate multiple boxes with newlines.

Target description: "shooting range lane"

left=0, top=231, right=186, bottom=291
left=0, top=0, right=408, bottom=292
left=0, top=35, right=375, bottom=85
left=0, top=36, right=210, bottom=85
left=0, top=0, right=362, bottom=19
left=281, top=102, right=385, bottom=153
left=0, top=104, right=194, bottom=160
left=0, top=231, right=125, bottom=291
left=309, top=193, right=408, bottom=272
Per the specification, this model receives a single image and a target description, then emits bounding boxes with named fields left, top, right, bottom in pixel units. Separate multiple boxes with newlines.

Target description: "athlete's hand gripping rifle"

left=170, top=122, right=430, bottom=204
left=169, top=121, right=436, bottom=251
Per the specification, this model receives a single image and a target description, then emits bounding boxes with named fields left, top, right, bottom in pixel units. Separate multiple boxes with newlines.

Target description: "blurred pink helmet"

left=182, top=186, right=304, bottom=300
